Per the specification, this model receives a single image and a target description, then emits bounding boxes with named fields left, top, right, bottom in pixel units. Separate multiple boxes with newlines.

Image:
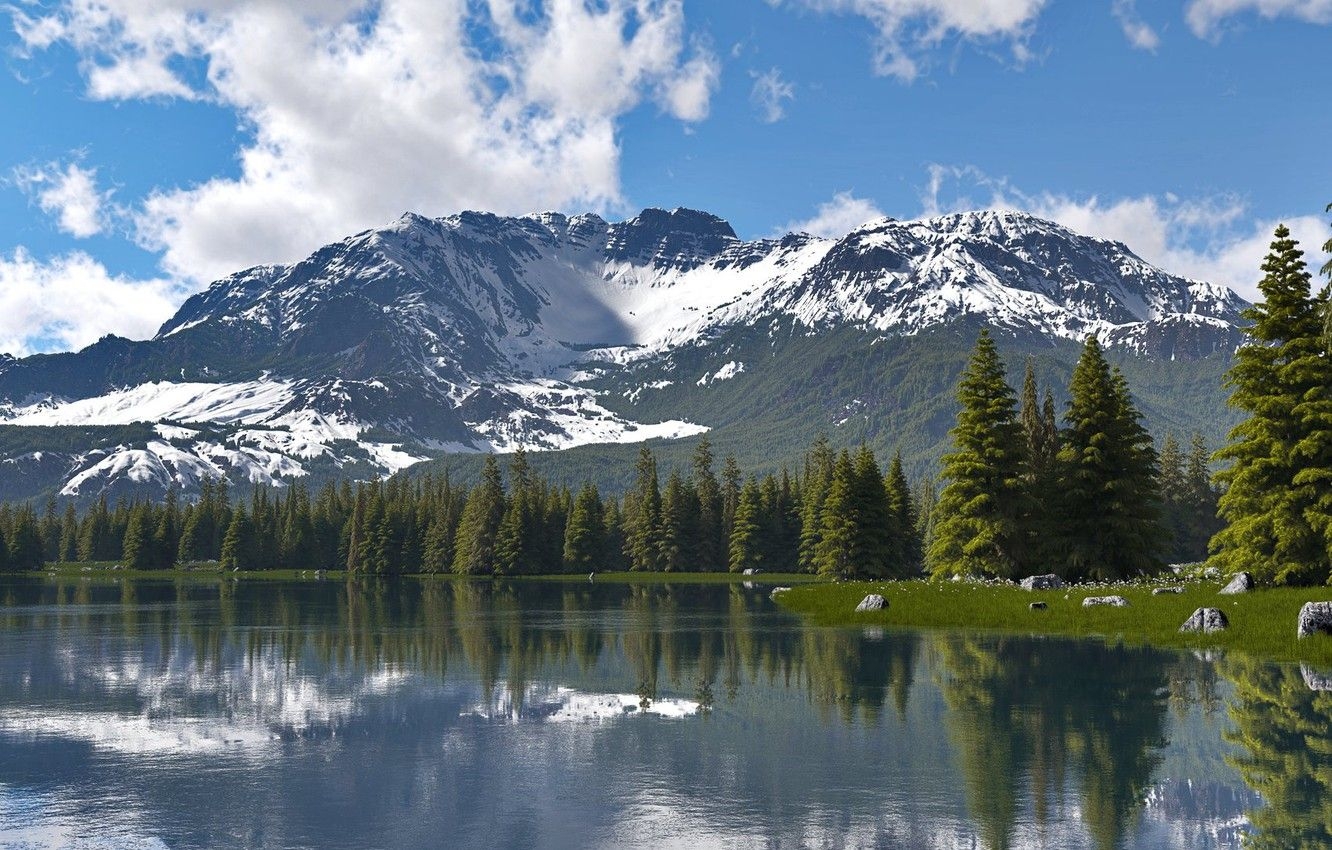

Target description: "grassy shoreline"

left=775, top=578, right=1332, bottom=666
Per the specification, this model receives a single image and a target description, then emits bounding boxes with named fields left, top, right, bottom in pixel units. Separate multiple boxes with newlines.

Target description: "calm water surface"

left=0, top=577, right=1328, bottom=849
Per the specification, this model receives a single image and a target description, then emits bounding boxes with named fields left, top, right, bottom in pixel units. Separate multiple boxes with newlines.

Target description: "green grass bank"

left=775, top=579, right=1332, bottom=667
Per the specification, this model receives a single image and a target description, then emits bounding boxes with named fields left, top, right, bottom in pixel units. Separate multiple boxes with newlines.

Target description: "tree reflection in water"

left=1224, top=656, right=1332, bottom=849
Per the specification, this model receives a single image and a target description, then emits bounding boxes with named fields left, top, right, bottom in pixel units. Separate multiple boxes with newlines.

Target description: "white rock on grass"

left=1179, top=607, right=1228, bottom=634
left=1219, top=572, right=1254, bottom=595
left=1296, top=601, right=1332, bottom=639
left=1152, top=586, right=1183, bottom=595
left=1020, top=574, right=1063, bottom=590
left=855, top=594, right=887, bottom=613
left=1082, top=596, right=1129, bottom=607
left=770, top=586, right=791, bottom=598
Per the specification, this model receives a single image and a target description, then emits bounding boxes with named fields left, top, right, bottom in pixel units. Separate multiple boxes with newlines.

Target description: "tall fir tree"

left=1056, top=339, right=1164, bottom=580
left=927, top=329, right=1031, bottom=579
left=1212, top=225, right=1330, bottom=584
left=452, top=456, right=506, bottom=575
left=625, top=447, right=663, bottom=571
left=728, top=477, right=764, bottom=573
left=1018, top=359, right=1060, bottom=572
left=691, top=437, right=724, bottom=569
left=563, top=482, right=606, bottom=572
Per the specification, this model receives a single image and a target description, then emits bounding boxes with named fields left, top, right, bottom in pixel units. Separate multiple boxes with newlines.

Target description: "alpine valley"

left=0, top=207, right=1249, bottom=503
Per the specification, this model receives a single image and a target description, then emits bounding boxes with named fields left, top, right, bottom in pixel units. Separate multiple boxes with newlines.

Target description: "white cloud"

left=1111, top=0, right=1161, bottom=50
left=1185, top=0, right=1332, bottom=39
left=750, top=67, right=795, bottom=123
left=13, top=162, right=111, bottom=238
left=0, top=250, right=180, bottom=356
left=920, top=164, right=1332, bottom=302
left=784, top=191, right=886, bottom=238
left=778, top=0, right=1048, bottom=81
left=18, top=0, right=720, bottom=283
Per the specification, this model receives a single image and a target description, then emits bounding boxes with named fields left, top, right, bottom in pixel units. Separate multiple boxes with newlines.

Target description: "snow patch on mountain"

left=468, top=379, right=706, bottom=451
left=697, top=361, right=745, bottom=386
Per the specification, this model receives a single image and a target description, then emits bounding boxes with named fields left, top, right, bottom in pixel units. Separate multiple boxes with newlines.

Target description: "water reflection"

left=1223, top=657, right=1332, bottom=849
left=0, top=576, right=1307, bottom=849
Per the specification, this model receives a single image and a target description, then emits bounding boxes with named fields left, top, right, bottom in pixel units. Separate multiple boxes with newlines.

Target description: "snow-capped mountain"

left=0, top=207, right=1249, bottom=501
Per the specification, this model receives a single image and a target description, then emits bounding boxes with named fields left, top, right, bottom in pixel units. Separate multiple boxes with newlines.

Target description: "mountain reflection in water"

left=0, top=576, right=1322, bottom=849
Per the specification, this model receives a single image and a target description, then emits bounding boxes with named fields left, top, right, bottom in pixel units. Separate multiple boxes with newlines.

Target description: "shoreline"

left=19, top=564, right=822, bottom=586
left=773, top=579, right=1332, bottom=667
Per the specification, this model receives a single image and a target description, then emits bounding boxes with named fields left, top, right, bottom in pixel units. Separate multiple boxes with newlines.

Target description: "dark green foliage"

left=928, top=330, right=1031, bottom=579
left=1212, top=225, right=1332, bottom=585
left=727, top=477, right=764, bottom=573
left=452, top=456, right=505, bottom=575
left=563, top=482, right=605, bottom=572
left=1055, top=340, right=1165, bottom=581
left=625, top=447, right=663, bottom=572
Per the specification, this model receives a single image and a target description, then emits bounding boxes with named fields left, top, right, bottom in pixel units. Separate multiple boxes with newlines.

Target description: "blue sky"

left=0, top=0, right=1328, bottom=355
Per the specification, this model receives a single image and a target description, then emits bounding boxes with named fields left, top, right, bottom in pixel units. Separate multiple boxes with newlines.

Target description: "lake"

left=0, top=576, right=1327, bottom=849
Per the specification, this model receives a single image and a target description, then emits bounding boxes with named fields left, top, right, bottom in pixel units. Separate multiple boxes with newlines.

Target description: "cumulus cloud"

left=750, top=67, right=795, bottom=123
left=784, top=191, right=886, bottom=238
left=1185, top=0, right=1332, bottom=39
left=920, top=164, right=1331, bottom=302
left=0, top=250, right=181, bottom=356
left=1111, top=0, right=1161, bottom=50
left=17, top=0, right=721, bottom=282
left=777, top=0, right=1048, bottom=81
left=13, top=162, right=111, bottom=238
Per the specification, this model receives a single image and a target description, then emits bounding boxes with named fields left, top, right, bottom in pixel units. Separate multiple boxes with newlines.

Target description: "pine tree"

left=658, top=471, right=699, bottom=572
left=1212, top=225, right=1330, bottom=585
left=691, top=437, right=724, bottom=569
left=814, top=450, right=859, bottom=579
left=452, top=456, right=506, bottom=575
left=6, top=507, right=44, bottom=571
left=1019, top=360, right=1059, bottom=573
left=58, top=504, right=78, bottom=563
left=728, top=477, right=764, bottom=573
left=927, top=330, right=1030, bottom=579
left=122, top=503, right=156, bottom=571
left=219, top=506, right=256, bottom=571
left=1056, top=339, right=1164, bottom=580
left=625, top=447, right=663, bottom=572
left=885, top=451, right=920, bottom=576
left=798, top=436, right=835, bottom=573
left=563, top=482, right=605, bottom=572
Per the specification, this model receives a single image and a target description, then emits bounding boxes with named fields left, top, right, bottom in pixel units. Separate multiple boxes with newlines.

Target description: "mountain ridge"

left=0, top=206, right=1249, bottom=502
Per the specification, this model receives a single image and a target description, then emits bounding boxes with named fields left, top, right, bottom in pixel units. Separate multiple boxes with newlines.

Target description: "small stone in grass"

left=1219, top=572, right=1254, bottom=595
left=1082, top=595, right=1129, bottom=607
left=855, top=594, right=887, bottom=613
left=1296, top=601, right=1332, bottom=639
left=1029, top=601, right=1047, bottom=610
left=1179, top=607, right=1228, bottom=634
left=1152, top=586, right=1183, bottom=595
left=1020, top=574, right=1063, bottom=591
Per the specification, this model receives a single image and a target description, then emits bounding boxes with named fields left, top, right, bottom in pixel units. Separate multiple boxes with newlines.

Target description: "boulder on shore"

left=1301, top=664, right=1332, bottom=692
left=1297, top=601, right=1332, bottom=639
left=1219, top=572, right=1254, bottom=595
left=770, top=586, right=791, bottom=598
left=1179, top=607, right=1228, bottom=634
left=1020, top=574, right=1064, bottom=591
left=855, top=594, right=887, bottom=613
left=742, top=568, right=760, bottom=576
left=1082, top=595, right=1129, bottom=607
left=1029, top=601, right=1047, bottom=611
left=1152, top=586, right=1183, bottom=595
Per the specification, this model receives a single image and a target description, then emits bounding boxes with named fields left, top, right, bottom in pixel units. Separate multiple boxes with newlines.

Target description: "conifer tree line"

left=927, top=329, right=1218, bottom=582
left=0, top=438, right=929, bottom=578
